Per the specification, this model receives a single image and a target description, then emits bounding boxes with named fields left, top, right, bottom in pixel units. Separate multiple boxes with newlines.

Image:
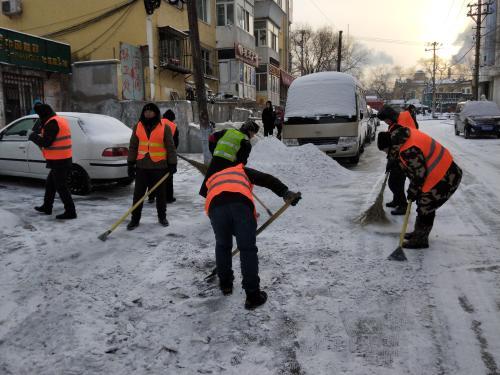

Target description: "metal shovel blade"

left=387, top=246, right=407, bottom=261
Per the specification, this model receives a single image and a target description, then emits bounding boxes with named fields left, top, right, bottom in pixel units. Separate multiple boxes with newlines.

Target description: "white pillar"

left=146, top=14, right=155, bottom=101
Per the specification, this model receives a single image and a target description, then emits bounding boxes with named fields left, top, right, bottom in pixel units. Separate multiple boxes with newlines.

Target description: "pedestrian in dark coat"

left=127, top=103, right=177, bottom=230
left=406, top=104, right=419, bottom=129
left=200, top=157, right=301, bottom=310
left=274, top=106, right=284, bottom=140
left=377, top=129, right=462, bottom=249
left=29, top=103, right=77, bottom=219
left=262, top=101, right=275, bottom=137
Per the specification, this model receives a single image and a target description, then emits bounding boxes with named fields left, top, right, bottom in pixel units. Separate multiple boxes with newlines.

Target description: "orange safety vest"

left=161, top=118, right=177, bottom=138
left=41, top=115, right=72, bottom=160
left=399, top=129, right=453, bottom=193
left=136, top=121, right=167, bottom=162
left=395, top=111, right=417, bottom=130
left=205, top=163, right=255, bottom=216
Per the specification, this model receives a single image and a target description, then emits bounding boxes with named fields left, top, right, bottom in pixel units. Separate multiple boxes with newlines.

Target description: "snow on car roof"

left=461, top=101, right=500, bottom=117
left=285, top=72, right=359, bottom=118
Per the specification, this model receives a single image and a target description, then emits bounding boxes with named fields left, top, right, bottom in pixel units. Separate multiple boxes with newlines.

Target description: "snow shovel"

left=97, top=172, right=170, bottom=241
left=387, top=201, right=411, bottom=261
left=178, top=153, right=274, bottom=217
left=205, top=200, right=294, bottom=282
left=357, top=172, right=390, bottom=225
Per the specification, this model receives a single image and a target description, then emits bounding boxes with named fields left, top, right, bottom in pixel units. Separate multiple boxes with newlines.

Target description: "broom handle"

left=107, top=171, right=170, bottom=234
left=399, top=201, right=413, bottom=247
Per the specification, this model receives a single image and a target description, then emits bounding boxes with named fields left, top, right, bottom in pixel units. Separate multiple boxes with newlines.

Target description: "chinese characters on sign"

left=235, top=43, right=258, bottom=68
left=120, top=43, right=145, bottom=100
left=0, top=28, right=71, bottom=73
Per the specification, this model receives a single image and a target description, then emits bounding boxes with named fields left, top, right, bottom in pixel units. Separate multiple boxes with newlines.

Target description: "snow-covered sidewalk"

left=1, top=121, right=499, bottom=374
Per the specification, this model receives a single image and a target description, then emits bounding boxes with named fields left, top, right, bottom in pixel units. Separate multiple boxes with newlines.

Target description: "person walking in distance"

left=29, top=103, right=77, bottom=220
left=377, top=105, right=417, bottom=215
left=126, top=103, right=177, bottom=230
left=377, top=128, right=462, bottom=249
left=262, top=101, right=276, bottom=137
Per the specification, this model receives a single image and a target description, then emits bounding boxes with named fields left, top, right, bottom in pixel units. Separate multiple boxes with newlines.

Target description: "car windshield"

left=462, top=101, right=500, bottom=117
left=77, top=115, right=131, bottom=136
left=285, top=114, right=356, bottom=125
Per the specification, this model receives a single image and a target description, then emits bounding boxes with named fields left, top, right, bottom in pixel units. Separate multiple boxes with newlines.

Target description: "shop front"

left=218, top=43, right=257, bottom=101
left=0, top=27, right=71, bottom=127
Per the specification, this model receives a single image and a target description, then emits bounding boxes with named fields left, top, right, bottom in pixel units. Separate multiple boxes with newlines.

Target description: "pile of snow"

left=248, top=137, right=353, bottom=186
left=461, top=101, right=500, bottom=117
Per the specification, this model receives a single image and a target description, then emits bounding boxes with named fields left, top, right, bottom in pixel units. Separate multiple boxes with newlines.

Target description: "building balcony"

left=255, top=0, right=286, bottom=27
left=216, top=25, right=256, bottom=51
left=256, top=46, right=280, bottom=65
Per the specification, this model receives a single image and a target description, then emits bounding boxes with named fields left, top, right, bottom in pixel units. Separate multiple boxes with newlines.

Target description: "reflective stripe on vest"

left=41, top=115, right=72, bottom=160
left=161, top=119, right=177, bottom=140
left=204, top=163, right=255, bottom=216
left=213, top=129, right=247, bottom=162
left=399, top=129, right=453, bottom=193
left=136, top=121, right=167, bottom=162
left=390, top=111, right=417, bottom=131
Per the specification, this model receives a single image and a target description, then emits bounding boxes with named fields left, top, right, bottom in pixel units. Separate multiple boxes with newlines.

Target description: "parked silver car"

left=454, top=101, right=500, bottom=138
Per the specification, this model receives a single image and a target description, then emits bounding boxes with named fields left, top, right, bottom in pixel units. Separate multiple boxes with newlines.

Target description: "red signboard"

left=280, top=69, right=295, bottom=87
left=235, top=43, right=258, bottom=67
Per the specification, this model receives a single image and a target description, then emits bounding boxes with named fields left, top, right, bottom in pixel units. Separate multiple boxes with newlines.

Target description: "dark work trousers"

left=132, top=168, right=167, bottom=221
left=276, top=123, right=282, bottom=140
left=165, top=173, right=174, bottom=201
left=44, top=167, right=76, bottom=213
left=264, top=125, right=274, bottom=137
left=209, top=202, right=259, bottom=292
left=388, top=164, right=407, bottom=206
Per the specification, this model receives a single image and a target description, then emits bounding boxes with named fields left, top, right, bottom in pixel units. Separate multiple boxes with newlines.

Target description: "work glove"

left=406, top=188, right=419, bottom=202
left=28, top=132, right=38, bottom=142
left=385, top=158, right=397, bottom=173
left=127, top=162, right=136, bottom=179
left=168, top=164, right=177, bottom=175
left=283, top=190, right=302, bottom=206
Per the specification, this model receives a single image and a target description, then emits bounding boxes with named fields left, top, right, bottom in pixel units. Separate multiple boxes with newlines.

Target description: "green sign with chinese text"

left=0, top=28, right=71, bottom=74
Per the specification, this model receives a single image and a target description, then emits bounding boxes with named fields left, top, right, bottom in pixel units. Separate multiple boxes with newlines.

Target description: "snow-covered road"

left=0, top=120, right=499, bottom=374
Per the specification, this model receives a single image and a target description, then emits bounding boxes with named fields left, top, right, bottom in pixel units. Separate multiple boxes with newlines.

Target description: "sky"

left=292, top=0, right=473, bottom=68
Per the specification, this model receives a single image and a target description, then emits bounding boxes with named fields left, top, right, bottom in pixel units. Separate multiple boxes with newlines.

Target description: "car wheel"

left=68, top=164, right=92, bottom=195
left=350, top=152, right=360, bottom=165
left=455, top=126, right=460, bottom=136
left=359, top=142, right=365, bottom=154
left=464, top=126, right=471, bottom=139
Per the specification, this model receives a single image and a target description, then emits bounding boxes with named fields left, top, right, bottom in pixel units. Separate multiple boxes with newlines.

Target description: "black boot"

left=158, top=217, right=169, bottom=227
left=385, top=200, right=398, bottom=208
left=219, top=274, right=234, bottom=296
left=402, top=231, right=430, bottom=249
left=391, top=205, right=406, bottom=215
left=166, top=197, right=176, bottom=204
left=127, top=218, right=140, bottom=230
left=35, top=205, right=52, bottom=215
left=56, top=211, right=77, bottom=220
left=404, top=231, right=415, bottom=240
left=244, top=290, right=268, bottom=310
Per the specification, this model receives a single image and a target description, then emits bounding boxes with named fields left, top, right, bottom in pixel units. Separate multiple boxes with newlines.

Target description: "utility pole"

left=144, top=0, right=161, bottom=101
left=186, top=0, right=211, bottom=163
left=337, top=30, right=343, bottom=72
left=300, top=29, right=305, bottom=76
left=468, top=0, right=494, bottom=100
left=425, top=42, right=441, bottom=117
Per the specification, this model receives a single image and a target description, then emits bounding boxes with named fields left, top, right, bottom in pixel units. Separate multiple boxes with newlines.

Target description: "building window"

left=257, top=73, right=267, bottom=91
left=237, top=1, right=254, bottom=33
left=254, top=20, right=279, bottom=52
left=159, top=27, right=191, bottom=74
left=197, top=0, right=211, bottom=23
left=216, top=1, right=234, bottom=26
left=201, top=48, right=214, bottom=76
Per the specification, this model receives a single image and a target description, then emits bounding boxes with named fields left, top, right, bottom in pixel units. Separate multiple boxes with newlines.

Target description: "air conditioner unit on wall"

left=2, top=0, right=22, bottom=16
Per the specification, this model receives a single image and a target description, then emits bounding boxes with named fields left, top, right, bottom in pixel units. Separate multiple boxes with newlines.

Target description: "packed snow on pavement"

left=1, top=120, right=500, bottom=374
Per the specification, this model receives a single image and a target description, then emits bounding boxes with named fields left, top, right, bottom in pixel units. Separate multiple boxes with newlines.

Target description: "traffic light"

left=144, top=0, right=161, bottom=15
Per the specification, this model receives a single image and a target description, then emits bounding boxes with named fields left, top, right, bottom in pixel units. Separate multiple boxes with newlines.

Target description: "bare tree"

left=364, top=65, right=396, bottom=100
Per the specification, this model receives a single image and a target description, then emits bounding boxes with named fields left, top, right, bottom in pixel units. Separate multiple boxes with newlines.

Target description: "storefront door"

left=2, top=73, right=44, bottom=125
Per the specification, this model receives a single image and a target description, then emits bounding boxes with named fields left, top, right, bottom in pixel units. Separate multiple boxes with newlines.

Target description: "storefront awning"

left=280, top=70, right=295, bottom=87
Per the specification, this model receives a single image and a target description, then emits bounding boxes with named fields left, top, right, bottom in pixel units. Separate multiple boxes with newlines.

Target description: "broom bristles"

left=356, top=175, right=390, bottom=225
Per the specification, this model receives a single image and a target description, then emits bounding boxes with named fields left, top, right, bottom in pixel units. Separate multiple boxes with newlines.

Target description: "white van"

left=282, top=72, right=369, bottom=164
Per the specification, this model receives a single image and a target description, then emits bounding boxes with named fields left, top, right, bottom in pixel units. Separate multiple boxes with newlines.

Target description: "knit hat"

left=377, top=105, right=399, bottom=123
left=240, top=120, right=260, bottom=135
left=377, top=131, right=392, bottom=151
left=163, top=109, right=176, bottom=121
